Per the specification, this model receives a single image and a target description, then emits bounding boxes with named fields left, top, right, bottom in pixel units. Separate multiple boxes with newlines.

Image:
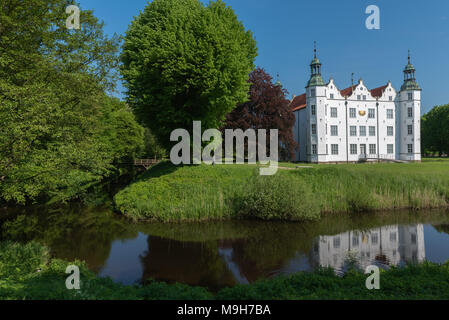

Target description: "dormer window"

left=330, top=93, right=334, bottom=99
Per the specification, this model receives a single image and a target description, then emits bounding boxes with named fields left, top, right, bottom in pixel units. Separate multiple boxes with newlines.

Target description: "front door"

left=360, top=144, right=366, bottom=157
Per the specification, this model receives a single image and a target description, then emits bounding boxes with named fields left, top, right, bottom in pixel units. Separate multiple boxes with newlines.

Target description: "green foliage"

left=421, top=104, right=449, bottom=156
left=115, top=161, right=449, bottom=222
left=1, top=241, right=449, bottom=300
left=216, top=263, right=449, bottom=300
left=0, top=241, right=212, bottom=300
left=0, top=1, right=145, bottom=204
left=121, top=0, right=258, bottom=149
left=142, top=129, right=167, bottom=159
left=237, top=174, right=320, bottom=221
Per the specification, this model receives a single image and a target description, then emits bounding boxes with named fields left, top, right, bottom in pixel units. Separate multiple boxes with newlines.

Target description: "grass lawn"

left=114, top=159, right=449, bottom=222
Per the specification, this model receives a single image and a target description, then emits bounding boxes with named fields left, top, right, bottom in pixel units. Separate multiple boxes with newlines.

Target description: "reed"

left=114, top=159, right=449, bottom=222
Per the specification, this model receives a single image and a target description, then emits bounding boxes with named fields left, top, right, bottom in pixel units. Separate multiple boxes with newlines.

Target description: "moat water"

left=1, top=206, right=449, bottom=291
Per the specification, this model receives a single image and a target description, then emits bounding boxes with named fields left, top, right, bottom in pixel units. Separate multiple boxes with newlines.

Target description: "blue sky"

left=79, top=0, right=449, bottom=114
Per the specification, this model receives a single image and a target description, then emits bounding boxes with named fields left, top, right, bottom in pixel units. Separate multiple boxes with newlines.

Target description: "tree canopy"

left=223, top=68, right=298, bottom=160
left=0, top=0, right=144, bottom=204
left=421, top=104, right=449, bottom=156
left=121, top=0, right=258, bottom=149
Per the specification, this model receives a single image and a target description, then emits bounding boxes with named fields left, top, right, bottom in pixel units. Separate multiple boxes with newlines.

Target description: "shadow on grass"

left=134, top=161, right=180, bottom=182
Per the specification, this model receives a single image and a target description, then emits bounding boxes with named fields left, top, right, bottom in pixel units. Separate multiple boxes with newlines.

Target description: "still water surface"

left=1, top=207, right=449, bottom=291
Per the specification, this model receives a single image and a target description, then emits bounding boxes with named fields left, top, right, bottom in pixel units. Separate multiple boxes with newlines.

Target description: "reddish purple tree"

left=223, top=67, right=297, bottom=160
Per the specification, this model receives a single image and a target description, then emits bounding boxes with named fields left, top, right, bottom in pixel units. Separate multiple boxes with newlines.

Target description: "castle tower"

left=306, top=42, right=327, bottom=163
left=398, top=51, right=421, bottom=161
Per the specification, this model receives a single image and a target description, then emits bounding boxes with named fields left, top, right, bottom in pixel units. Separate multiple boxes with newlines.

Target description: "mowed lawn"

left=114, top=158, right=449, bottom=222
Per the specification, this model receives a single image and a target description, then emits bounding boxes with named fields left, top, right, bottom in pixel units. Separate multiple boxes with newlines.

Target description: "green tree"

left=121, top=0, right=257, bottom=149
left=421, top=104, right=449, bottom=156
left=0, top=1, right=144, bottom=204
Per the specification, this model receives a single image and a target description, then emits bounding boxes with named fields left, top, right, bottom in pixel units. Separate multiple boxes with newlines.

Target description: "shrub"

left=237, top=174, right=321, bottom=221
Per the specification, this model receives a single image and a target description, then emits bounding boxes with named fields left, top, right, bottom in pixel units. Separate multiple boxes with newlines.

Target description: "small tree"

left=223, top=68, right=298, bottom=160
left=121, top=0, right=258, bottom=149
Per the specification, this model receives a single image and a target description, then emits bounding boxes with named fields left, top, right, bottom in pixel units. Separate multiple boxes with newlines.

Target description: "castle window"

left=369, top=126, right=376, bottom=136
left=311, top=89, right=316, bottom=97
left=333, top=236, right=340, bottom=248
left=408, top=144, right=413, bottom=154
left=349, top=108, right=356, bottom=118
left=359, top=126, right=366, bottom=136
left=411, top=234, right=417, bottom=244
left=408, top=93, right=413, bottom=101
left=387, top=109, right=394, bottom=119
left=331, top=107, right=337, bottom=118
left=311, top=105, right=316, bottom=115
left=408, top=125, right=413, bottom=135
left=387, top=144, right=394, bottom=154
left=330, top=93, right=334, bottom=99
left=312, top=124, right=317, bottom=135
left=363, top=95, right=366, bottom=101
left=389, top=96, right=393, bottom=101
left=368, top=108, right=375, bottom=119
left=387, top=126, right=394, bottom=136
left=357, top=95, right=361, bottom=100
left=369, top=144, right=376, bottom=155
left=372, top=233, right=379, bottom=245
left=331, top=144, right=339, bottom=155
left=352, top=236, right=359, bottom=246
left=408, top=107, right=413, bottom=118
left=350, top=144, right=357, bottom=155
left=350, top=126, right=357, bottom=136
left=312, top=144, right=317, bottom=155
left=330, top=125, right=338, bottom=136
left=390, top=232, right=397, bottom=242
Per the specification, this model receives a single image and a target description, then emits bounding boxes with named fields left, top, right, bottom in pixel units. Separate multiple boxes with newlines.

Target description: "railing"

left=359, top=154, right=396, bottom=162
left=133, top=158, right=160, bottom=169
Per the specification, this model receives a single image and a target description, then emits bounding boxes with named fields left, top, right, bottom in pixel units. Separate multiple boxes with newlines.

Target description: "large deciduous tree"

left=0, top=0, right=144, bottom=204
left=121, top=0, right=258, bottom=149
left=421, top=104, right=449, bottom=156
left=223, top=68, right=298, bottom=160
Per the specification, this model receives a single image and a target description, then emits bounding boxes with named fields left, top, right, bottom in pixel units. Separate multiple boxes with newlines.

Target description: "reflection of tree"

left=1, top=206, right=138, bottom=271
left=434, top=224, right=449, bottom=235
left=139, top=236, right=236, bottom=292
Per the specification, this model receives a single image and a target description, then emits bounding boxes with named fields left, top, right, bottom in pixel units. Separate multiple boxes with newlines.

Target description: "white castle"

left=291, top=45, right=422, bottom=163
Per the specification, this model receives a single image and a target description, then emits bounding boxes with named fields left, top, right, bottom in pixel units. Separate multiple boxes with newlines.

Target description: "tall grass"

left=114, top=160, right=449, bottom=222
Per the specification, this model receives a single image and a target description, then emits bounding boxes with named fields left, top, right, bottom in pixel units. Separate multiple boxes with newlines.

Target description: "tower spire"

left=401, top=50, right=421, bottom=91
left=307, top=42, right=324, bottom=87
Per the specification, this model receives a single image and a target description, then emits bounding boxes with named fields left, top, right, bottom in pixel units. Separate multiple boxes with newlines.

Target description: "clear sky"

left=78, top=0, right=449, bottom=114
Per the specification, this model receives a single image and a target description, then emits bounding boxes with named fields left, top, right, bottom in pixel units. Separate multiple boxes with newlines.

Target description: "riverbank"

left=1, top=241, right=448, bottom=300
left=114, top=159, right=449, bottom=222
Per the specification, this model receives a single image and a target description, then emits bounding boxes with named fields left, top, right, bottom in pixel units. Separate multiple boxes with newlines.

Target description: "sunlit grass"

left=114, top=160, right=449, bottom=222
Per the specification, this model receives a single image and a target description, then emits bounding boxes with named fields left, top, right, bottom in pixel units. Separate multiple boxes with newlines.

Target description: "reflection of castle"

left=310, top=225, right=425, bottom=272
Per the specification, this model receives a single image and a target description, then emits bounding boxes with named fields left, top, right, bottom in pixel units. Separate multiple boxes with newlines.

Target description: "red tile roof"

left=340, top=86, right=356, bottom=97
left=290, top=93, right=306, bottom=112
left=370, top=85, right=388, bottom=98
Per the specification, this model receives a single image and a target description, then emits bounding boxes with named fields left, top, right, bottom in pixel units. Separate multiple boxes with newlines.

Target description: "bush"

left=237, top=174, right=321, bottom=221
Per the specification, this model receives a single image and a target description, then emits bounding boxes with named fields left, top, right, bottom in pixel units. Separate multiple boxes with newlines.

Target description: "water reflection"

left=310, top=225, right=425, bottom=274
left=1, top=207, right=449, bottom=290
